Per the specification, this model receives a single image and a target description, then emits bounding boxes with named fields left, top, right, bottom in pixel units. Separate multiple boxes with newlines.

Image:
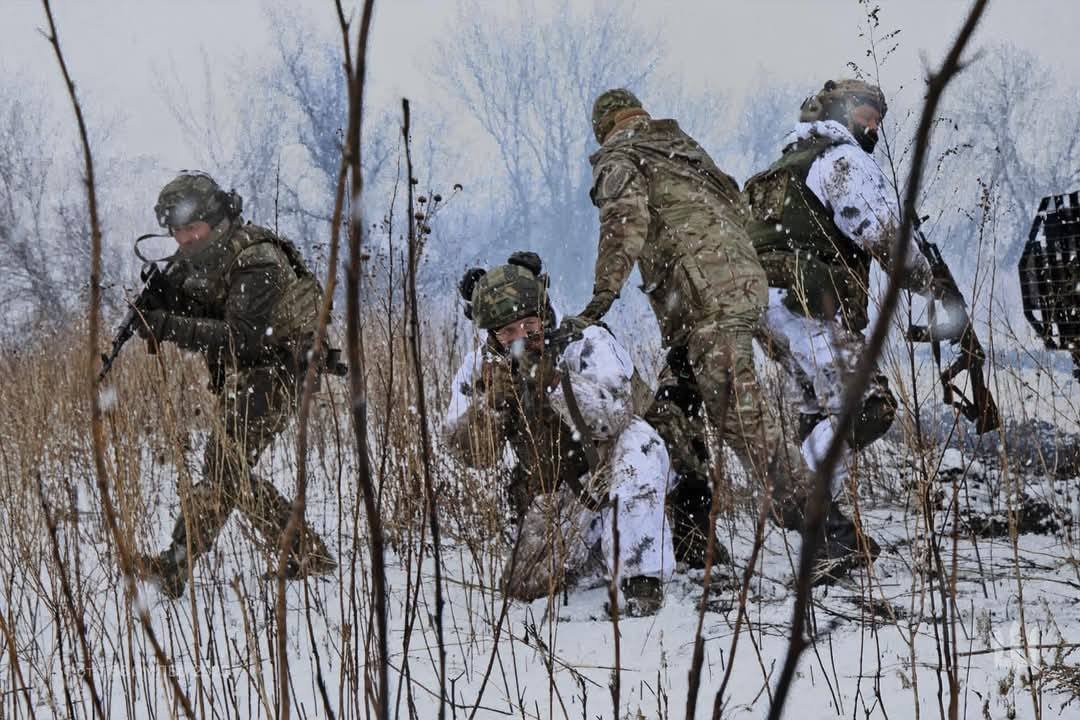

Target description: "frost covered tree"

left=0, top=76, right=132, bottom=333
left=943, top=44, right=1080, bottom=264
left=157, top=10, right=397, bottom=263
left=433, top=0, right=721, bottom=296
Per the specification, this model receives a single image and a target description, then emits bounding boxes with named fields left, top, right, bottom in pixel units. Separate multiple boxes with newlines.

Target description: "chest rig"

left=745, top=135, right=872, bottom=330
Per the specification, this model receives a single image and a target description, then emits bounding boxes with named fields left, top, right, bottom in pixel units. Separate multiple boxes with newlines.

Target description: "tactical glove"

left=481, top=358, right=518, bottom=409
left=557, top=314, right=592, bottom=338
left=579, top=289, right=617, bottom=323
left=517, top=348, right=560, bottom=392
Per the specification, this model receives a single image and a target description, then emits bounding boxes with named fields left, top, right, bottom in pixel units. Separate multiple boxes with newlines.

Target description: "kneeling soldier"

left=443, top=252, right=674, bottom=616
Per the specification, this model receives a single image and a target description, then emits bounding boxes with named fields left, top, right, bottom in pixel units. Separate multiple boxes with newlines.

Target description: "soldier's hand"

left=518, top=349, right=560, bottom=392
left=579, top=289, right=617, bottom=323
left=936, top=293, right=968, bottom=341
left=481, top=359, right=517, bottom=408
left=557, top=314, right=592, bottom=338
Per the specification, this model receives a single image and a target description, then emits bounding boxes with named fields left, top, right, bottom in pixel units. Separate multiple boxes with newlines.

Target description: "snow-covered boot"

left=621, top=575, right=664, bottom=617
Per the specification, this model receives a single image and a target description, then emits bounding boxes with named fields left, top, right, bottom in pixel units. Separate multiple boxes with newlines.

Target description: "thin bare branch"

left=40, top=2, right=196, bottom=717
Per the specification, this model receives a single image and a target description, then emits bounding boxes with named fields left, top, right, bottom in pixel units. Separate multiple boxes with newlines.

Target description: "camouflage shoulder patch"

left=590, top=159, right=637, bottom=205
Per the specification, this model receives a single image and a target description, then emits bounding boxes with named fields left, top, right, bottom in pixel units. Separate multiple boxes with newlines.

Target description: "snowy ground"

left=8, top=434, right=1080, bottom=719
left=4, top=349, right=1080, bottom=719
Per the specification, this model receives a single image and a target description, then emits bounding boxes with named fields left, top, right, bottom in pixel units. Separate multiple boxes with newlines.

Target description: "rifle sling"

left=557, top=363, right=609, bottom=511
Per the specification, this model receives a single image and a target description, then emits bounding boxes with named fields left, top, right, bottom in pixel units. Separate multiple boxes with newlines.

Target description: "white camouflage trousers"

left=760, top=288, right=869, bottom=497
left=502, top=417, right=675, bottom=601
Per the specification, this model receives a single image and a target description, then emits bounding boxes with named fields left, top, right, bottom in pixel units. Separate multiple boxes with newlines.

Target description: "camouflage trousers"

left=166, top=366, right=331, bottom=572
left=646, top=308, right=809, bottom=533
left=501, top=418, right=675, bottom=600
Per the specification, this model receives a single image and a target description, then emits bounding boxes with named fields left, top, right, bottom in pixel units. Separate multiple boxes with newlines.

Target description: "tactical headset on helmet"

left=591, top=88, right=644, bottom=144
left=154, top=171, right=243, bottom=229
left=460, top=252, right=550, bottom=331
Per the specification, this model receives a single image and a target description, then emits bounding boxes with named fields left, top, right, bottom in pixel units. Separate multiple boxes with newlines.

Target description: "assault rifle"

left=906, top=224, right=1001, bottom=433
left=98, top=234, right=176, bottom=383
left=543, top=323, right=586, bottom=356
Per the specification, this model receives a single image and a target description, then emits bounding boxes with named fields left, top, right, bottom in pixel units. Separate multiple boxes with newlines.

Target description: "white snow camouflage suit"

left=749, top=120, right=934, bottom=496
left=443, top=324, right=675, bottom=600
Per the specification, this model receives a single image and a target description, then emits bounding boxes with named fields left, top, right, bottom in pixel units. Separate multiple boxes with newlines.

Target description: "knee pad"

left=797, top=412, right=827, bottom=443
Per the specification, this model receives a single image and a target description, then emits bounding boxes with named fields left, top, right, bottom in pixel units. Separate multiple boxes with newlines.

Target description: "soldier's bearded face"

left=849, top=104, right=882, bottom=154
left=172, top=221, right=213, bottom=255
left=495, top=316, right=544, bottom=355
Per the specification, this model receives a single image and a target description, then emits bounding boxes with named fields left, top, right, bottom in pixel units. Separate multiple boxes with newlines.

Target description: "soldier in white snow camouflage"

left=444, top=252, right=674, bottom=616
left=745, top=79, right=949, bottom=581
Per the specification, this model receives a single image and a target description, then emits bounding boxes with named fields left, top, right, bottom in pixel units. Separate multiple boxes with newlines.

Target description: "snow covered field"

left=5, top=410, right=1080, bottom=718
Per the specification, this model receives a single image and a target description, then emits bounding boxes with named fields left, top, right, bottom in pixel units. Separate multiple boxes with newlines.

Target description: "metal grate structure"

left=1019, top=191, right=1080, bottom=376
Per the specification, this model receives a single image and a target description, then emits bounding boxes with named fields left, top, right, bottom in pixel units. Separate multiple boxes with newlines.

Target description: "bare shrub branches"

left=39, top=1, right=196, bottom=716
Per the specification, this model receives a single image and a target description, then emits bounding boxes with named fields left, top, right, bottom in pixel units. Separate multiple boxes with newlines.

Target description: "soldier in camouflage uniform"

left=569, top=89, right=812, bottom=568
left=136, top=171, right=335, bottom=598
left=744, top=80, right=950, bottom=580
left=444, top=253, right=675, bottom=616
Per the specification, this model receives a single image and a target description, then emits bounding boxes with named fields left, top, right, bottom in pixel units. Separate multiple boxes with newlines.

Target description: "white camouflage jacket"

left=443, top=324, right=637, bottom=459
left=788, top=120, right=933, bottom=295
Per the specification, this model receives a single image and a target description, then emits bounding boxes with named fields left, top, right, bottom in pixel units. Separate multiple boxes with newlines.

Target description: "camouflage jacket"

left=159, top=218, right=321, bottom=378
left=588, top=116, right=767, bottom=345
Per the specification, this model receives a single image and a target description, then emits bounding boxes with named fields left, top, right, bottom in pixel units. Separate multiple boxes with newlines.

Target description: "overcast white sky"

left=3, top=0, right=1077, bottom=171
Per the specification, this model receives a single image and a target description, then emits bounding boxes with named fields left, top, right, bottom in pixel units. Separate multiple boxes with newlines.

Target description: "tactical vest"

left=176, top=221, right=323, bottom=354
left=745, top=136, right=872, bottom=330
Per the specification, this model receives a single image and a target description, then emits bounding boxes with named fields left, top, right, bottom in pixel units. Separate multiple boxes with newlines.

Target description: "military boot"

left=137, top=549, right=187, bottom=600
left=810, top=503, right=880, bottom=587
left=620, top=575, right=664, bottom=617
left=669, top=476, right=731, bottom=570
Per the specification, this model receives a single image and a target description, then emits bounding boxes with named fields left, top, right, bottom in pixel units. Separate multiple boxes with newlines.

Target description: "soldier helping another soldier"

left=570, top=89, right=837, bottom=577
left=134, top=171, right=336, bottom=598
left=443, top=253, right=674, bottom=616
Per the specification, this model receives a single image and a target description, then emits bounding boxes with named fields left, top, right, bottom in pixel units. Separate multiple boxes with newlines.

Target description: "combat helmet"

left=460, top=252, right=550, bottom=331
left=799, top=79, right=887, bottom=124
left=591, top=88, right=645, bottom=144
left=154, top=171, right=242, bottom=229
